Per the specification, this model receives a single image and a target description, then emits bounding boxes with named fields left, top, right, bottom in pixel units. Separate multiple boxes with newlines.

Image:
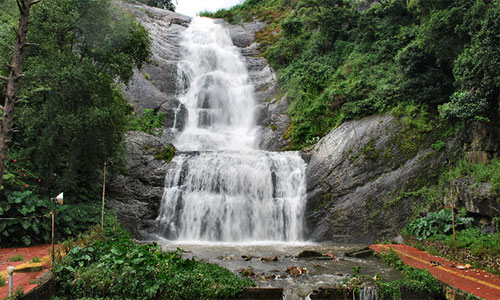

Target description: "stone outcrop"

left=120, top=3, right=191, bottom=143
left=304, top=114, right=452, bottom=243
left=108, top=131, right=170, bottom=238
left=453, top=177, right=500, bottom=218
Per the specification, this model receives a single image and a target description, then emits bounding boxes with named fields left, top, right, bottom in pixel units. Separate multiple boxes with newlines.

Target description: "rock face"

left=108, top=131, right=170, bottom=238
left=304, top=114, right=451, bottom=243
left=453, top=177, right=500, bottom=218
left=120, top=3, right=191, bottom=143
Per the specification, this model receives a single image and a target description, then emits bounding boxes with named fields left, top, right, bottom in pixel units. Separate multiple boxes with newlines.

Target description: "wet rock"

left=345, top=247, right=374, bottom=258
left=304, top=114, right=460, bottom=243
left=453, top=177, right=500, bottom=218
left=239, top=267, right=255, bottom=277
left=297, top=250, right=323, bottom=258
left=108, top=131, right=170, bottom=239
left=261, top=256, right=278, bottom=262
left=242, top=255, right=253, bottom=261
left=286, top=266, right=307, bottom=277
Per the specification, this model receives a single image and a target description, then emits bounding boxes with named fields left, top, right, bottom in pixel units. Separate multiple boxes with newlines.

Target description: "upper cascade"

left=174, top=17, right=257, bottom=151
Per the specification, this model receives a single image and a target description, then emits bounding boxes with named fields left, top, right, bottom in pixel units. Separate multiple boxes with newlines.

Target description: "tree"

left=0, top=0, right=40, bottom=194
left=143, top=0, right=176, bottom=11
left=0, top=0, right=150, bottom=199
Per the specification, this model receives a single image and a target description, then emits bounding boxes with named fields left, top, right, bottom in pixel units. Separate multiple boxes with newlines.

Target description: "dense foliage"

left=0, top=0, right=150, bottom=200
left=377, top=249, right=441, bottom=299
left=203, top=0, right=500, bottom=149
left=0, top=190, right=101, bottom=247
left=53, top=220, right=253, bottom=300
left=405, top=209, right=473, bottom=241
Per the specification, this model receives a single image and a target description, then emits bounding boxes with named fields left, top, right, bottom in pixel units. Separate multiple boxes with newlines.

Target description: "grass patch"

left=9, top=254, right=25, bottom=262
left=450, top=158, right=500, bottom=194
left=30, top=256, right=42, bottom=263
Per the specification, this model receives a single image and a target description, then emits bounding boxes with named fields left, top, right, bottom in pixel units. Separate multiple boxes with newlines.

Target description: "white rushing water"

left=156, top=17, right=307, bottom=242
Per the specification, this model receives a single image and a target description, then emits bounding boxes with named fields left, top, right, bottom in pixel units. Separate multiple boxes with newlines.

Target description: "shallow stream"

left=158, top=241, right=402, bottom=300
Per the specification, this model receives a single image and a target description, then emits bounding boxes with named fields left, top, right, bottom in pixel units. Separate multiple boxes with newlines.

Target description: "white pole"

left=7, top=266, right=15, bottom=296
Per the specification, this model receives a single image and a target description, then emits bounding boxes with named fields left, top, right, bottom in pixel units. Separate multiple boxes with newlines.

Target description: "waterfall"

left=156, top=17, right=307, bottom=242
left=359, top=287, right=380, bottom=300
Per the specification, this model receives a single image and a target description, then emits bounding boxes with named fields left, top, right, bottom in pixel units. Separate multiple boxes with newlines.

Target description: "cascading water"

left=156, top=17, right=307, bottom=242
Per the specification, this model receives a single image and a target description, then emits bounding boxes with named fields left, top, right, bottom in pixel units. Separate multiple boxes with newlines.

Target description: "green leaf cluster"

left=0, top=190, right=102, bottom=247
left=405, top=209, right=473, bottom=241
left=128, top=108, right=165, bottom=136
left=53, top=220, right=254, bottom=300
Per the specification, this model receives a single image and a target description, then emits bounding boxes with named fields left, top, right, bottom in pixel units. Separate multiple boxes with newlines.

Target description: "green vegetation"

left=203, top=0, right=500, bottom=149
left=155, top=144, right=176, bottom=163
left=0, top=0, right=150, bottom=202
left=0, top=190, right=103, bottom=247
left=450, top=158, right=500, bottom=193
left=430, top=228, right=500, bottom=257
left=0, top=275, right=5, bottom=287
left=30, top=256, right=42, bottom=263
left=9, top=254, right=25, bottom=262
left=405, top=209, right=473, bottom=241
left=128, top=108, right=166, bottom=136
left=377, top=249, right=441, bottom=299
left=53, top=219, right=253, bottom=300
left=130, top=0, right=176, bottom=11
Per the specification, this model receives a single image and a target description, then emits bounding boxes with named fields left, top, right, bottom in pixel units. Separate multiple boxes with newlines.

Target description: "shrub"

left=406, top=209, right=473, bottom=241
left=53, top=220, right=253, bottom=300
left=0, top=190, right=103, bottom=247
left=128, top=108, right=165, bottom=136
left=155, top=144, right=176, bottom=163
left=377, top=249, right=441, bottom=299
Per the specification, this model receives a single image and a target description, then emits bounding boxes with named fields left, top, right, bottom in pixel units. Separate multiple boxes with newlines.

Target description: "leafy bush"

left=0, top=190, right=102, bottom=247
left=406, top=209, right=473, bottom=241
left=377, top=249, right=441, bottom=299
left=0, top=275, right=5, bottom=287
left=53, top=220, right=253, bottom=300
left=155, top=144, right=176, bottom=163
left=128, top=108, right=165, bottom=136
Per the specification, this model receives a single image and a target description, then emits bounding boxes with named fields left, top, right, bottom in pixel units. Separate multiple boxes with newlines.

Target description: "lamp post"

left=50, top=192, right=64, bottom=263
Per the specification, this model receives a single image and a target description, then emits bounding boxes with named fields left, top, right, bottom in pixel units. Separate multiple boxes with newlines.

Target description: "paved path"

left=0, top=244, right=52, bottom=298
left=371, top=244, right=500, bottom=300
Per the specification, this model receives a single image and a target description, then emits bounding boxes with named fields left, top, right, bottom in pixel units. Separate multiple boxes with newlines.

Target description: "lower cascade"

left=157, top=151, right=306, bottom=242
left=155, top=17, right=307, bottom=242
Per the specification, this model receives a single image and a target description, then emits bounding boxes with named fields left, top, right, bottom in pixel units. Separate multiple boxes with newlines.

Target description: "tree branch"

left=25, top=42, right=40, bottom=47
left=16, top=0, right=23, bottom=11
left=0, top=75, right=7, bottom=82
left=32, top=0, right=42, bottom=4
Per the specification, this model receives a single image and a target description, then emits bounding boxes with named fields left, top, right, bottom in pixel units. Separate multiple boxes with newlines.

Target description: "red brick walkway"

left=0, top=244, right=52, bottom=298
left=371, top=244, right=500, bottom=300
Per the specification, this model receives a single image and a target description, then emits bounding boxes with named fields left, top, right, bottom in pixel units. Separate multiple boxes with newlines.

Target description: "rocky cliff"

left=304, top=114, right=453, bottom=243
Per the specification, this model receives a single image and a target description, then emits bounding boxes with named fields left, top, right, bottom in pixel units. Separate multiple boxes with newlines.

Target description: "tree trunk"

left=0, top=0, right=39, bottom=194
